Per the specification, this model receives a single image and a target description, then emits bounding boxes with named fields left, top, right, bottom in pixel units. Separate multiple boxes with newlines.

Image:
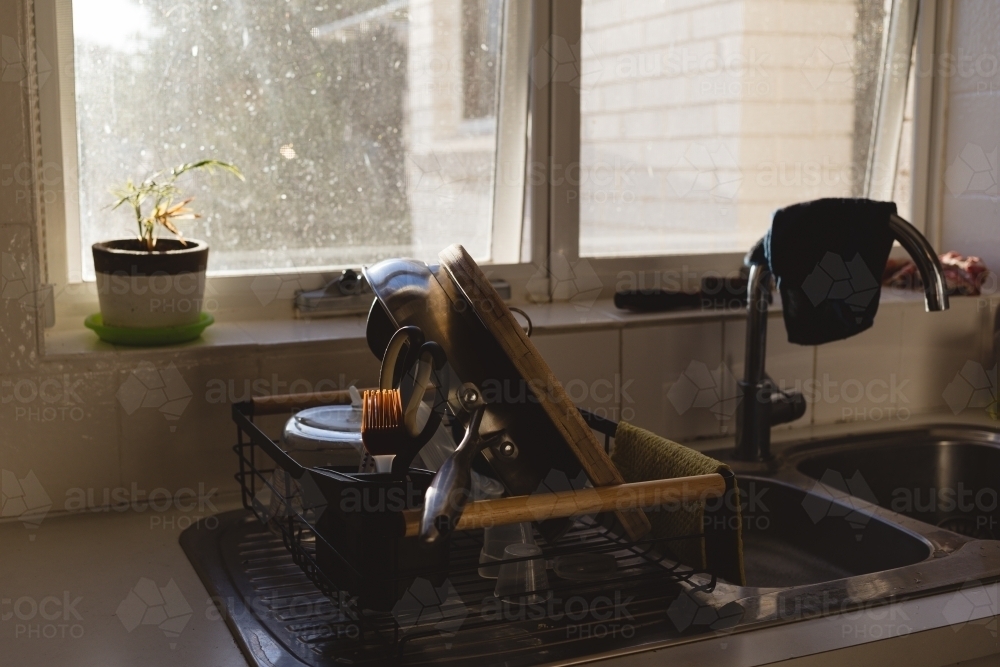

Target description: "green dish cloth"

left=611, top=421, right=745, bottom=585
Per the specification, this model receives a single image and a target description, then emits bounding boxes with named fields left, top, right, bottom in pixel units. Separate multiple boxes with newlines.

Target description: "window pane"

left=892, top=46, right=917, bottom=222
left=72, top=0, right=509, bottom=276
left=579, top=0, right=897, bottom=257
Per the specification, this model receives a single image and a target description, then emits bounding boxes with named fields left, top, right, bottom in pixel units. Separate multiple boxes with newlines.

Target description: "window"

left=37, top=0, right=920, bottom=309
left=462, top=0, right=502, bottom=122
left=68, top=0, right=520, bottom=278
left=577, top=0, right=916, bottom=258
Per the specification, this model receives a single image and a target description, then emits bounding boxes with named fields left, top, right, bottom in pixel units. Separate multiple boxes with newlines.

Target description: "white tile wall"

left=0, top=369, right=121, bottom=512
left=117, top=355, right=258, bottom=494
left=899, top=296, right=989, bottom=416
left=812, top=302, right=905, bottom=425
left=622, top=321, right=724, bottom=440
left=0, top=303, right=992, bottom=513
left=532, top=329, right=622, bottom=420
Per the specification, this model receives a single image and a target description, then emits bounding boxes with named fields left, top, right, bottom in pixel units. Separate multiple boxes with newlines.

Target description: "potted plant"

left=91, top=160, right=243, bottom=333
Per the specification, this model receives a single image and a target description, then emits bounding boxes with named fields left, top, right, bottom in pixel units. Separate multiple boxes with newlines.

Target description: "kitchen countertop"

left=1, top=494, right=248, bottom=666
left=3, top=413, right=999, bottom=666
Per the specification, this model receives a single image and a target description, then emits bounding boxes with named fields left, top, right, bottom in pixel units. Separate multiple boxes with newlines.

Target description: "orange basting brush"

left=361, top=387, right=443, bottom=477
left=361, top=389, right=406, bottom=457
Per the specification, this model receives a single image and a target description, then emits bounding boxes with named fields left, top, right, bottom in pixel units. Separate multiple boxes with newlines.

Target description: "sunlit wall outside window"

left=578, top=0, right=905, bottom=258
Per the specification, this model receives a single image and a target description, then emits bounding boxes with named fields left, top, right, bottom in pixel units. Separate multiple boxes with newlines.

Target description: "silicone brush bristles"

left=361, top=389, right=406, bottom=456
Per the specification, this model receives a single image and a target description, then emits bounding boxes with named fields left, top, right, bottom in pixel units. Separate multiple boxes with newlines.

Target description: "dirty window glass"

left=72, top=0, right=507, bottom=276
left=578, top=0, right=910, bottom=257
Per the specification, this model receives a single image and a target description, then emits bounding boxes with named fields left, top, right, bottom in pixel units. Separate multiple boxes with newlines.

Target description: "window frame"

left=32, top=0, right=939, bottom=330
left=35, top=0, right=538, bottom=324
left=540, top=0, right=937, bottom=291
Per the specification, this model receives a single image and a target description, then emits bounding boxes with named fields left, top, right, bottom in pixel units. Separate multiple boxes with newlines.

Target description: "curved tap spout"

left=888, top=214, right=949, bottom=312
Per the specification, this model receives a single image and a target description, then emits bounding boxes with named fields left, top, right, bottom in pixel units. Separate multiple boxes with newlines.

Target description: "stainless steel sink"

left=737, top=476, right=931, bottom=588
left=689, top=424, right=1000, bottom=631
left=788, top=426, right=1000, bottom=540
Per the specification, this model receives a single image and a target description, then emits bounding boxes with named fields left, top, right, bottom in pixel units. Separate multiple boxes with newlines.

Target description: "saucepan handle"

left=379, top=326, right=425, bottom=391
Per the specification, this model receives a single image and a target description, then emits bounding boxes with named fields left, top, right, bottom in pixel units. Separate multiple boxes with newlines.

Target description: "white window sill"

left=42, top=291, right=933, bottom=359
left=43, top=314, right=371, bottom=358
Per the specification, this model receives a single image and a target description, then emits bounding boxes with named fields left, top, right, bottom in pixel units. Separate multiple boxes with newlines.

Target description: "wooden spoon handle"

left=251, top=389, right=373, bottom=415
left=401, top=472, right=726, bottom=538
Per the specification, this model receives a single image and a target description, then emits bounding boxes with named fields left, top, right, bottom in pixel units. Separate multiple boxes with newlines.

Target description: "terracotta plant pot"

left=92, top=239, right=208, bottom=328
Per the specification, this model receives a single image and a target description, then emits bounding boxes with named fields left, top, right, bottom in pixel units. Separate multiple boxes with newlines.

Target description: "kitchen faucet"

left=733, top=214, right=950, bottom=461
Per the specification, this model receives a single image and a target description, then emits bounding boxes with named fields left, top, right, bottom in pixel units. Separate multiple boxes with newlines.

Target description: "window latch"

left=294, top=269, right=374, bottom=318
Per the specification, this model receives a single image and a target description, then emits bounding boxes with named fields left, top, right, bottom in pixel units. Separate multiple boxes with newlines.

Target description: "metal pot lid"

left=294, top=405, right=362, bottom=432
left=283, top=405, right=363, bottom=451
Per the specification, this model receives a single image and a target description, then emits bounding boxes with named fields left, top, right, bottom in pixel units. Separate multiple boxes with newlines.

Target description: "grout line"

left=115, top=365, right=125, bottom=491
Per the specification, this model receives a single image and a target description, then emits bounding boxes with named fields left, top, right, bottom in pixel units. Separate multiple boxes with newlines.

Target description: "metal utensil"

left=420, top=406, right=503, bottom=543
left=361, top=327, right=447, bottom=476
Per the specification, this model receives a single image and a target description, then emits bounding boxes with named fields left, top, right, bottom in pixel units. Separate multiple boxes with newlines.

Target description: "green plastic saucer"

left=84, top=312, right=214, bottom=346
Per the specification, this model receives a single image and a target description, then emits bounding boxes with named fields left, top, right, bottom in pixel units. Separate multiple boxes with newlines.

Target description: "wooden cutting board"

left=439, top=244, right=651, bottom=540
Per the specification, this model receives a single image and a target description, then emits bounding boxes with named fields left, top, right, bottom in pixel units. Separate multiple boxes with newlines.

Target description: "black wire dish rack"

left=232, top=399, right=738, bottom=665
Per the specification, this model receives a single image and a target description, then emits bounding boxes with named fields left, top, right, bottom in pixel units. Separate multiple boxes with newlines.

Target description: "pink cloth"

left=882, top=252, right=989, bottom=296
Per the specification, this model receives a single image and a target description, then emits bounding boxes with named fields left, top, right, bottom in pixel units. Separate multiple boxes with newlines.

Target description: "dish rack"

left=232, top=396, right=737, bottom=662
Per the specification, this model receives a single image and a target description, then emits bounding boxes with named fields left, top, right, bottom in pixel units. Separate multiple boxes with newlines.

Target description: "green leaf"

left=109, top=158, right=243, bottom=249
